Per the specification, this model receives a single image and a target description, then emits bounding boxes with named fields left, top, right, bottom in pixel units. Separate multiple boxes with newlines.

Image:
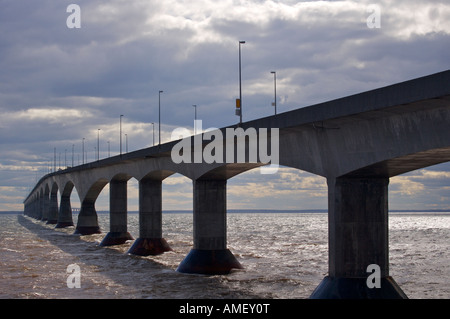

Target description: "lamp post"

left=120, top=115, right=124, bottom=155
left=97, top=128, right=100, bottom=161
left=193, top=104, right=197, bottom=134
left=238, top=40, right=245, bottom=124
left=151, top=122, right=155, bottom=146
left=82, top=138, right=85, bottom=164
left=271, top=71, right=277, bottom=115
left=159, top=90, right=163, bottom=145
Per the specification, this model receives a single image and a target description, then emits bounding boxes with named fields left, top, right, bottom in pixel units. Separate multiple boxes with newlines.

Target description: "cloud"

left=5, top=108, right=90, bottom=123
left=227, top=167, right=328, bottom=209
left=0, top=0, right=449, bottom=211
left=390, top=166, right=450, bottom=210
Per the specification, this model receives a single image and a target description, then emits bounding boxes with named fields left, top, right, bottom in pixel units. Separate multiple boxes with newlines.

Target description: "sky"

left=1, top=0, right=450, bottom=211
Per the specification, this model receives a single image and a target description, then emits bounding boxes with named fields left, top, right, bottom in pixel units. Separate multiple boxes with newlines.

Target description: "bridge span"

left=24, top=70, right=450, bottom=298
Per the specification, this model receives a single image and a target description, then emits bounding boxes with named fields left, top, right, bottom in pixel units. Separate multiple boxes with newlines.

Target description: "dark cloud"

left=0, top=0, right=449, bottom=210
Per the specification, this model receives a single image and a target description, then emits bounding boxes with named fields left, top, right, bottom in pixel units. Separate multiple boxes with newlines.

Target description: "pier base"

left=310, top=276, right=408, bottom=299
left=127, top=238, right=172, bottom=256
left=177, top=249, right=243, bottom=275
left=74, top=226, right=101, bottom=235
left=55, top=221, right=74, bottom=228
left=99, top=231, right=134, bottom=246
left=74, top=201, right=101, bottom=235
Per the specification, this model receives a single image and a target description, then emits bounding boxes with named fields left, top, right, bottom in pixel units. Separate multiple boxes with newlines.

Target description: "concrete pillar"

left=127, top=179, right=171, bottom=255
left=100, top=180, right=133, bottom=246
left=32, top=199, right=38, bottom=219
left=310, top=176, right=407, bottom=299
left=33, top=198, right=39, bottom=219
left=35, top=199, right=39, bottom=219
left=46, top=191, right=59, bottom=224
left=177, top=179, right=242, bottom=275
left=41, top=194, right=49, bottom=221
left=74, top=200, right=101, bottom=235
left=55, top=194, right=74, bottom=228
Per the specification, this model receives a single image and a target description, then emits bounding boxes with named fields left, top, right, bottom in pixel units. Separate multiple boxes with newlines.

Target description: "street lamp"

left=271, top=71, right=277, bottom=115
left=159, top=90, right=163, bottom=145
left=120, top=115, right=124, bottom=155
left=193, top=105, right=197, bottom=134
left=238, top=40, right=245, bottom=124
left=54, top=147, right=56, bottom=171
left=82, top=138, right=85, bottom=164
left=151, top=122, right=155, bottom=146
left=97, top=129, right=100, bottom=161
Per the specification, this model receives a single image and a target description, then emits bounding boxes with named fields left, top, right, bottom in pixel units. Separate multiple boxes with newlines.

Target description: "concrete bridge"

left=24, top=70, right=450, bottom=298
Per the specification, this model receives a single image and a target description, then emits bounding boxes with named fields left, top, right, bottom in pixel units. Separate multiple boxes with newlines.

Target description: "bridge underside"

left=345, top=146, right=450, bottom=178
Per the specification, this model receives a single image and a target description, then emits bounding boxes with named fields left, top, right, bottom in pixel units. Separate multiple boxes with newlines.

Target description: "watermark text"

left=171, top=120, right=279, bottom=174
left=66, top=4, right=81, bottom=29
left=66, top=263, right=81, bottom=288
left=366, top=264, right=381, bottom=288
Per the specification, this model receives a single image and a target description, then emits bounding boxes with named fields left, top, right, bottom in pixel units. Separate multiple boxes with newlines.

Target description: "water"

left=0, top=212, right=449, bottom=299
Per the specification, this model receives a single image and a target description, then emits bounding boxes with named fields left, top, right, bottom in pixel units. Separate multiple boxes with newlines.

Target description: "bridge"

left=24, top=70, right=450, bottom=298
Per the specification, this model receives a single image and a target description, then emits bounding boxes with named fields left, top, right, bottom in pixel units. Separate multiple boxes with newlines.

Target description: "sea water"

left=0, top=212, right=449, bottom=299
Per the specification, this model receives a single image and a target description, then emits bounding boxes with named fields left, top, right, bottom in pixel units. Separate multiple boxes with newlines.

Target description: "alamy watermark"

left=366, top=4, right=381, bottom=29
left=66, top=263, right=81, bottom=288
left=366, top=264, right=381, bottom=288
left=66, top=4, right=81, bottom=29
left=171, top=120, right=279, bottom=174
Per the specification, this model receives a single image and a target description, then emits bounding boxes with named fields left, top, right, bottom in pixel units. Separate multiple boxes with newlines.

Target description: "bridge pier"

left=100, top=179, right=134, bottom=246
left=177, top=179, right=242, bottom=275
left=128, top=179, right=171, bottom=255
left=74, top=200, right=101, bottom=235
left=46, top=191, right=58, bottom=224
left=310, top=177, right=407, bottom=299
left=40, top=193, right=49, bottom=221
left=35, top=199, right=40, bottom=219
left=55, top=193, right=74, bottom=228
left=32, top=198, right=39, bottom=219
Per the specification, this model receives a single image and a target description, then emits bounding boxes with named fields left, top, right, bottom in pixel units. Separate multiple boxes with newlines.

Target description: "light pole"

left=107, top=141, right=110, bottom=157
left=54, top=147, right=56, bottom=171
left=97, top=128, right=100, bottom=161
left=159, top=90, right=163, bottom=145
left=72, top=144, right=74, bottom=167
left=82, top=138, right=85, bottom=164
left=238, top=40, right=245, bottom=124
left=271, top=71, right=277, bottom=115
left=151, top=122, right=155, bottom=146
left=193, top=104, right=197, bottom=134
left=120, top=115, right=124, bottom=155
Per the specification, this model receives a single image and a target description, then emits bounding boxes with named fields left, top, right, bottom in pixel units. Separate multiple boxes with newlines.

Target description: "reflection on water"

left=0, top=212, right=449, bottom=299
